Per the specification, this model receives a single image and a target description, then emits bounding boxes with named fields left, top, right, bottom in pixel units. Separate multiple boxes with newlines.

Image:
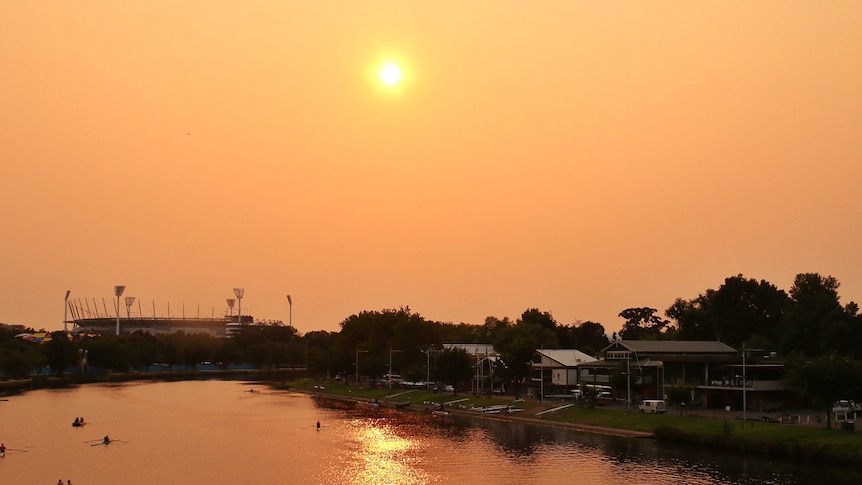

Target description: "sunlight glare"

left=379, top=63, right=403, bottom=86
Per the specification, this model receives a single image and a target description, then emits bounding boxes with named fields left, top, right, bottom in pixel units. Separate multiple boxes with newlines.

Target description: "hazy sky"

left=2, top=2, right=861, bottom=336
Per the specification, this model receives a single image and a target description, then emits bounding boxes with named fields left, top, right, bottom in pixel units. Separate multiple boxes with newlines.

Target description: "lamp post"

left=421, top=346, right=436, bottom=391
left=355, top=347, right=368, bottom=385
left=64, top=290, right=71, bottom=332
left=233, top=288, right=244, bottom=324
left=388, top=347, right=403, bottom=390
left=539, top=345, right=544, bottom=403
left=114, top=286, right=126, bottom=336
left=286, top=294, right=292, bottom=329
left=742, top=345, right=765, bottom=424
left=626, top=354, right=632, bottom=412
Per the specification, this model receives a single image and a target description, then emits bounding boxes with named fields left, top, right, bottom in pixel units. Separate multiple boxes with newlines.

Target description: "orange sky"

left=2, top=2, right=861, bottom=335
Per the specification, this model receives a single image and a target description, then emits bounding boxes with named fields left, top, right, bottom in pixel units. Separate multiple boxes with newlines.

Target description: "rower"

left=103, top=435, right=110, bottom=444
left=316, top=421, right=321, bottom=430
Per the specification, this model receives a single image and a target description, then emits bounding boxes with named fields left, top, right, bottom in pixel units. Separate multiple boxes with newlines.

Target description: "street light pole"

left=742, top=344, right=765, bottom=424
left=64, top=290, right=71, bottom=332
left=539, top=345, right=544, bottom=403
left=114, top=286, right=125, bottom=336
left=388, top=347, right=403, bottom=390
left=425, top=347, right=431, bottom=391
left=627, top=354, right=631, bottom=412
left=286, top=294, right=292, bottom=329
left=355, top=347, right=368, bottom=385
left=421, top=346, right=436, bottom=391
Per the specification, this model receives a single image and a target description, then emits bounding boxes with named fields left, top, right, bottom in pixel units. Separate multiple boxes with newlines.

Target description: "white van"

left=638, top=399, right=667, bottom=414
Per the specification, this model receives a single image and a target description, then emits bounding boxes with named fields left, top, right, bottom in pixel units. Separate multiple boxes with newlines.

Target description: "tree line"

left=618, top=272, right=861, bottom=357
left=2, top=272, right=860, bottom=406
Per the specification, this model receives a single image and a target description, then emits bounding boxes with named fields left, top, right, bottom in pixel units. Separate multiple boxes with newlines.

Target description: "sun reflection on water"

left=336, top=418, right=432, bottom=485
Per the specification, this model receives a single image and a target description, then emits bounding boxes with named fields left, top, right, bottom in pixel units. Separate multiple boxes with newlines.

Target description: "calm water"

left=0, top=380, right=859, bottom=484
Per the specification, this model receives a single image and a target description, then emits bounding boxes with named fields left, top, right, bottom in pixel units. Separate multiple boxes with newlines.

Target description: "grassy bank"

left=282, top=378, right=862, bottom=467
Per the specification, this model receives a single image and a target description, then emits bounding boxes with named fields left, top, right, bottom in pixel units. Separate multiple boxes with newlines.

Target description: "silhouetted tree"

left=435, top=347, right=472, bottom=394
left=44, top=332, right=78, bottom=375
left=563, top=321, right=609, bottom=356
left=780, top=273, right=848, bottom=356
left=618, top=307, right=668, bottom=340
left=784, top=354, right=862, bottom=429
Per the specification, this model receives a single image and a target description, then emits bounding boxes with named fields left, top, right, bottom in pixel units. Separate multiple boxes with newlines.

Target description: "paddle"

left=6, top=448, right=29, bottom=453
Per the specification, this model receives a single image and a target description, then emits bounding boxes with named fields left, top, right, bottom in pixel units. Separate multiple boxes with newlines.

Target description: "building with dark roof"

left=575, top=339, right=791, bottom=411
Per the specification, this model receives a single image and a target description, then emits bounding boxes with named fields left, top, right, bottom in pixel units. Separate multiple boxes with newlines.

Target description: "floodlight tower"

left=114, top=285, right=126, bottom=336
left=233, top=288, right=244, bottom=324
left=226, top=299, right=236, bottom=319
left=125, top=296, right=136, bottom=319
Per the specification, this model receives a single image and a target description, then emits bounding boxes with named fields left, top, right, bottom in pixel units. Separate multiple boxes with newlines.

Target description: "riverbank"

left=289, top=382, right=652, bottom=438
left=280, top=378, right=862, bottom=467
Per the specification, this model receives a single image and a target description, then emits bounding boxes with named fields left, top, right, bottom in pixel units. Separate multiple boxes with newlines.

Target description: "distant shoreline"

left=0, top=368, right=301, bottom=396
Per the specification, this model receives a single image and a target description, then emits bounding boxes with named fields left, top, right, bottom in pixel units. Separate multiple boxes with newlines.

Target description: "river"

left=0, top=380, right=859, bottom=484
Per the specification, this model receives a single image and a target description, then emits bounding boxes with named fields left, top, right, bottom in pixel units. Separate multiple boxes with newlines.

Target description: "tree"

left=707, top=275, right=789, bottom=348
left=44, top=332, right=78, bottom=375
left=665, top=296, right=713, bottom=340
left=479, top=316, right=512, bottom=343
left=565, top=321, right=610, bottom=356
left=664, top=384, right=695, bottom=409
left=618, top=307, right=668, bottom=340
left=493, top=316, right=558, bottom=398
left=664, top=275, right=790, bottom=348
left=784, top=354, right=862, bottom=429
left=780, top=273, right=848, bottom=357
left=519, top=309, right=557, bottom=332
left=435, top=347, right=472, bottom=394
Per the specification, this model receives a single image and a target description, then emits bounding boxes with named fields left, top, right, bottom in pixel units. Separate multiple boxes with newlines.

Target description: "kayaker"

left=103, top=435, right=110, bottom=444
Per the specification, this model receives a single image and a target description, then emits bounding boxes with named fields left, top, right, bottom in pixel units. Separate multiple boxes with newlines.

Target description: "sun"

left=379, top=63, right=402, bottom=86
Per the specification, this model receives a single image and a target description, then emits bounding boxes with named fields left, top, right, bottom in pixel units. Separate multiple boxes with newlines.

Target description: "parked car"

left=638, top=399, right=667, bottom=414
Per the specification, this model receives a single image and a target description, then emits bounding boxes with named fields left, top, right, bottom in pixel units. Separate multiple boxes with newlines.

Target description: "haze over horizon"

left=2, top=2, right=860, bottom=336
